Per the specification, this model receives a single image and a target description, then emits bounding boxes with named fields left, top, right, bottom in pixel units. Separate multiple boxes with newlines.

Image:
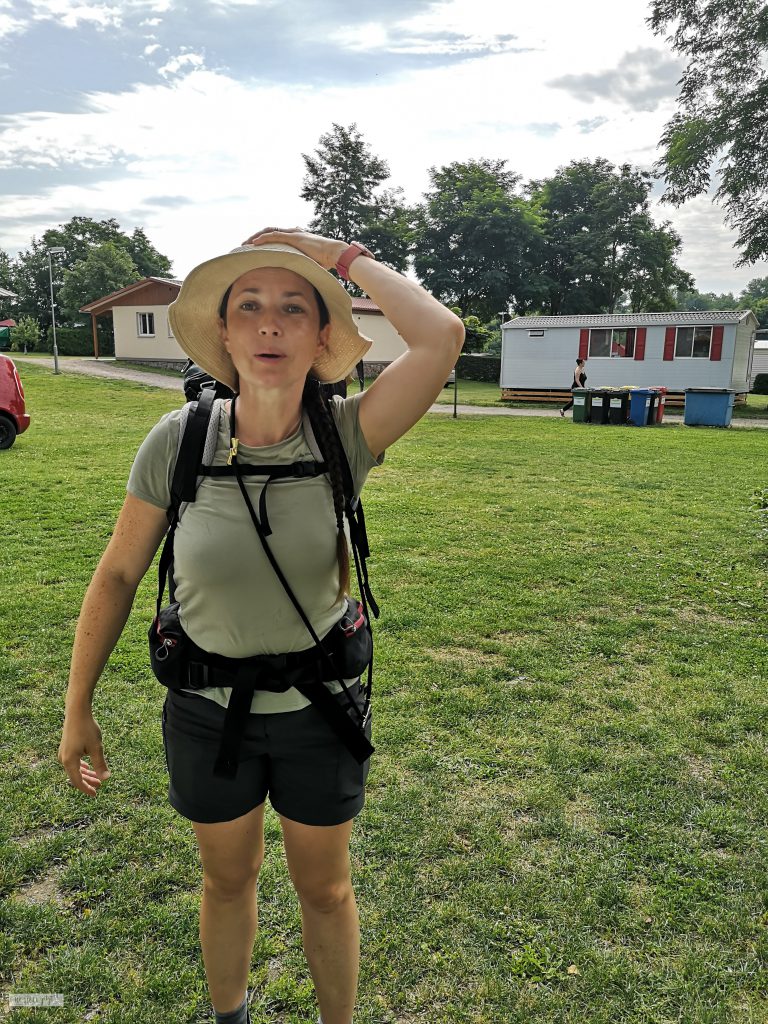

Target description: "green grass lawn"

left=1, top=363, right=768, bottom=1024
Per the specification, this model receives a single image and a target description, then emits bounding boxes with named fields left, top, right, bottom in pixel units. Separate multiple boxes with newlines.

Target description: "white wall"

left=751, top=342, right=768, bottom=388
left=354, top=313, right=407, bottom=363
left=501, top=324, right=742, bottom=390
left=732, top=318, right=756, bottom=390
left=113, top=305, right=186, bottom=361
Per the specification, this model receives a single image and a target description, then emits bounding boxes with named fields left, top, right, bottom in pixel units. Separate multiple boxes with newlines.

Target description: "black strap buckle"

left=188, top=662, right=209, bottom=688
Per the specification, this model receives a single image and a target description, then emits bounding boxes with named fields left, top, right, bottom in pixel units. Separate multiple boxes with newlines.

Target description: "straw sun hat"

left=168, top=243, right=373, bottom=390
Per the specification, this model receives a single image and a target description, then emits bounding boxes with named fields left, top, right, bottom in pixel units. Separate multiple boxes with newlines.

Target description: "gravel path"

left=13, top=356, right=768, bottom=429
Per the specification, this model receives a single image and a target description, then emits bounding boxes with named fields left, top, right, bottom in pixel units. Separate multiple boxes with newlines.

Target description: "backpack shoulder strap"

left=303, top=398, right=378, bottom=618
left=169, top=388, right=221, bottom=517
left=157, top=389, right=221, bottom=611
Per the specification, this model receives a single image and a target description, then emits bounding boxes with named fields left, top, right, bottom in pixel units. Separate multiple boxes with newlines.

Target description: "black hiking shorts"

left=161, top=681, right=372, bottom=826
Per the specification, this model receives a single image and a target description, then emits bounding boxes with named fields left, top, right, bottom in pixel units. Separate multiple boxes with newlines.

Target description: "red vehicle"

left=0, top=355, right=30, bottom=449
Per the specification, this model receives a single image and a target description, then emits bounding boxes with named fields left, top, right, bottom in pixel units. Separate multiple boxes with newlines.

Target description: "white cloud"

left=27, top=0, right=123, bottom=30
left=0, top=0, right=763, bottom=295
left=143, top=42, right=161, bottom=55
left=158, top=50, right=205, bottom=79
left=0, top=11, right=26, bottom=38
left=654, top=194, right=768, bottom=296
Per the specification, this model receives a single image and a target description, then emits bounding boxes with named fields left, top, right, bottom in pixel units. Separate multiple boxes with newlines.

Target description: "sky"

left=1, top=0, right=766, bottom=298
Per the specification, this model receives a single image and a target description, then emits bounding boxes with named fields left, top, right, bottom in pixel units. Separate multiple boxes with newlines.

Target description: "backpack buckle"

left=340, top=601, right=365, bottom=637
left=188, top=662, right=209, bottom=688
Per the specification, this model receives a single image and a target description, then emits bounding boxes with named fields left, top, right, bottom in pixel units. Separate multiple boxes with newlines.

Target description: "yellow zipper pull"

left=227, top=437, right=239, bottom=466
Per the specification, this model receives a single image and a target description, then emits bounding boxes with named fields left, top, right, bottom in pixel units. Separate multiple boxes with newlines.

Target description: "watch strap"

left=335, top=242, right=374, bottom=281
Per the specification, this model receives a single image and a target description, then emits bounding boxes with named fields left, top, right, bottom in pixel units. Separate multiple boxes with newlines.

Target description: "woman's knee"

left=295, top=877, right=354, bottom=914
left=194, top=802, right=266, bottom=898
left=202, top=855, right=263, bottom=899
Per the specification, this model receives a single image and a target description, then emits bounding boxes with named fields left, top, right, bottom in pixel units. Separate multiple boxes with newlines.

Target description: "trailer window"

left=589, top=329, right=611, bottom=358
left=675, top=326, right=712, bottom=358
left=589, top=328, right=636, bottom=358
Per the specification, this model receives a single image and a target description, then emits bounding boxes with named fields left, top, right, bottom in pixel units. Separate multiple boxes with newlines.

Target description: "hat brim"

left=168, top=244, right=372, bottom=389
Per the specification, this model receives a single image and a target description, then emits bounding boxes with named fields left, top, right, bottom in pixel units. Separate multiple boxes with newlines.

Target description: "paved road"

left=13, top=356, right=768, bottom=429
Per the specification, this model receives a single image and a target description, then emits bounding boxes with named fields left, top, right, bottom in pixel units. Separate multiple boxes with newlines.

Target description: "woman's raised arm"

left=242, top=228, right=466, bottom=458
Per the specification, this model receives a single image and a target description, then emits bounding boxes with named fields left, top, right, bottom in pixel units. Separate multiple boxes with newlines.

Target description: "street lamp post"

left=47, top=247, right=66, bottom=375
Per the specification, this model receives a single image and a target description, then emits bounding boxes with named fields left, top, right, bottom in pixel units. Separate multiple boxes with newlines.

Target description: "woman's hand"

left=241, top=227, right=347, bottom=271
left=58, top=708, right=111, bottom=798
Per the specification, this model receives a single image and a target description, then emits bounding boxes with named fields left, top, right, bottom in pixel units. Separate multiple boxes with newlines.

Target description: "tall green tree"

left=11, top=237, right=59, bottom=330
left=11, top=218, right=172, bottom=331
left=59, top=243, right=140, bottom=321
left=412, top=158, right=545, bottom=321
left=529, top=158, right=692, bottom=314
left=673, top=288, right=740, bottom=311
left=0, top=249, right=14, bottom=294
left=301, top=123, right=411, bottom=275
left=125, top=227, right=174, bottom=278
left=740, top=277, right=768, bottom=305
left=649, top=0, right=768, bottom=265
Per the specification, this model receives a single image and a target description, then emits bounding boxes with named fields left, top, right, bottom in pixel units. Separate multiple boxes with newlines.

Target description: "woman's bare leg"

left=194, top=802, right=266, bottom=1014
left=280, top=815, right=358, bottom=1024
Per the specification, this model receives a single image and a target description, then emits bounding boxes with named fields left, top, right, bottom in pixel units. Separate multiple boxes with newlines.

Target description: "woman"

left=560, top=357, right=588, bottom=416
left=57, top=228, right=464, bottom=1024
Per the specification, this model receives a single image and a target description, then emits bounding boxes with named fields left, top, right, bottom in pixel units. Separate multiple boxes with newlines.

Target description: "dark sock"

left=214, top=991, right=248, bottom=1024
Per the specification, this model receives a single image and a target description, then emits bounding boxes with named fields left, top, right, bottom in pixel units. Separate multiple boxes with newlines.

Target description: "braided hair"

left=302, top=374, right=351, bottom=602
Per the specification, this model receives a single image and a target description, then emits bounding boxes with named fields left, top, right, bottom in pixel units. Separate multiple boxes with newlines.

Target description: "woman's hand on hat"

left=241, top=228, right=347, bottom=271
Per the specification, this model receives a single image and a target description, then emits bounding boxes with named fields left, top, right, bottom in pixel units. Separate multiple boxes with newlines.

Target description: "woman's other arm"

left=58, top=495, right=169, bottom=794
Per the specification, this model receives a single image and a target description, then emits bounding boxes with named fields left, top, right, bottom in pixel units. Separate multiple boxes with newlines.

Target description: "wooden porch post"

left=91, top=313, right=99, bottom=358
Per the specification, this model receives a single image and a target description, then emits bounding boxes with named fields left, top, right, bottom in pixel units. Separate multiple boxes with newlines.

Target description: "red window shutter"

left=634, top=327, right=646, bottom=361
left=710, top=325, right=724, bottom=361
left=579, top=328, right=589, bottom=360
left=663, top=326, right=676, bottom=361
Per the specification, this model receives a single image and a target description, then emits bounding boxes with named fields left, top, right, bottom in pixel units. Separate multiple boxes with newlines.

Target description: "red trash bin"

left=652, top=387, right=667, bottom=424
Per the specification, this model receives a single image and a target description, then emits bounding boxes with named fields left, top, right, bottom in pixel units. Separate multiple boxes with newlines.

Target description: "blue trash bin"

left=683, top=388, right=736, bottom=427
left=628, top=388, right=653, bottom=426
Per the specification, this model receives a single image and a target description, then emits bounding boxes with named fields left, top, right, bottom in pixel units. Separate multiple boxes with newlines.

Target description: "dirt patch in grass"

left=563, top=793, right=601, bottom=832
left=424, top=646, right=507, bottom=669
left=11, top=861, right=69, bottom=907
left=685, top=754, right=715, bottom=783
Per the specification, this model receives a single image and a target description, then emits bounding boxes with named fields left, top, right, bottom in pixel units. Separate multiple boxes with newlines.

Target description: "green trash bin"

left=572, top=387, right=590, bottom=423
left=608, top=388, right=630, bottom=425
left=590, top=389, right=611, bottom=425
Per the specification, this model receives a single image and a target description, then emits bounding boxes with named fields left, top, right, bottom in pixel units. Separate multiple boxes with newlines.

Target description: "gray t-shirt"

left=127, top=391, right=383, bottom=713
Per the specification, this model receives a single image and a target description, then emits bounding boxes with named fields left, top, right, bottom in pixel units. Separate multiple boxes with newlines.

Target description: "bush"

left=456, top=354, right=501, bottom=382
left=43, top=325, right=114, bottom=356
left=10, top=315, right=41, bottom=352
left=752, top=373, right=768, bottom=395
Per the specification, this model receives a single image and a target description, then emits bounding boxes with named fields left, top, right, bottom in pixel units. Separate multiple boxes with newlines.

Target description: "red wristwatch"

left=335, top=241, right=375, bottom=281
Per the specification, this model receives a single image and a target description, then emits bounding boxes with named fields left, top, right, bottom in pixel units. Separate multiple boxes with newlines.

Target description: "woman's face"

left=218, top=266, right=330, bottom=390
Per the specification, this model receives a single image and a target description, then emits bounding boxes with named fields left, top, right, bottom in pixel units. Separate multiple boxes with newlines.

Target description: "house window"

left=675, top=325, right=712, bottom=358
left=528, top=330, right=545, bottom=337
left=589, top=327, right=636, bottom=358
left=137, top=312, right=155, bottom=337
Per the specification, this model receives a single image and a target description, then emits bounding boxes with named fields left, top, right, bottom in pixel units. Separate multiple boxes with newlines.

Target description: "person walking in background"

left=560, top=358, right=587, bottom=417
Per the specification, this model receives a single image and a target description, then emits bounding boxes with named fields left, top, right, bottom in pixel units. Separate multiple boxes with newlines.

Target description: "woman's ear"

left=218, top=317, right=230, bottom=351
left=316, top=322, right=331, bottom=355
